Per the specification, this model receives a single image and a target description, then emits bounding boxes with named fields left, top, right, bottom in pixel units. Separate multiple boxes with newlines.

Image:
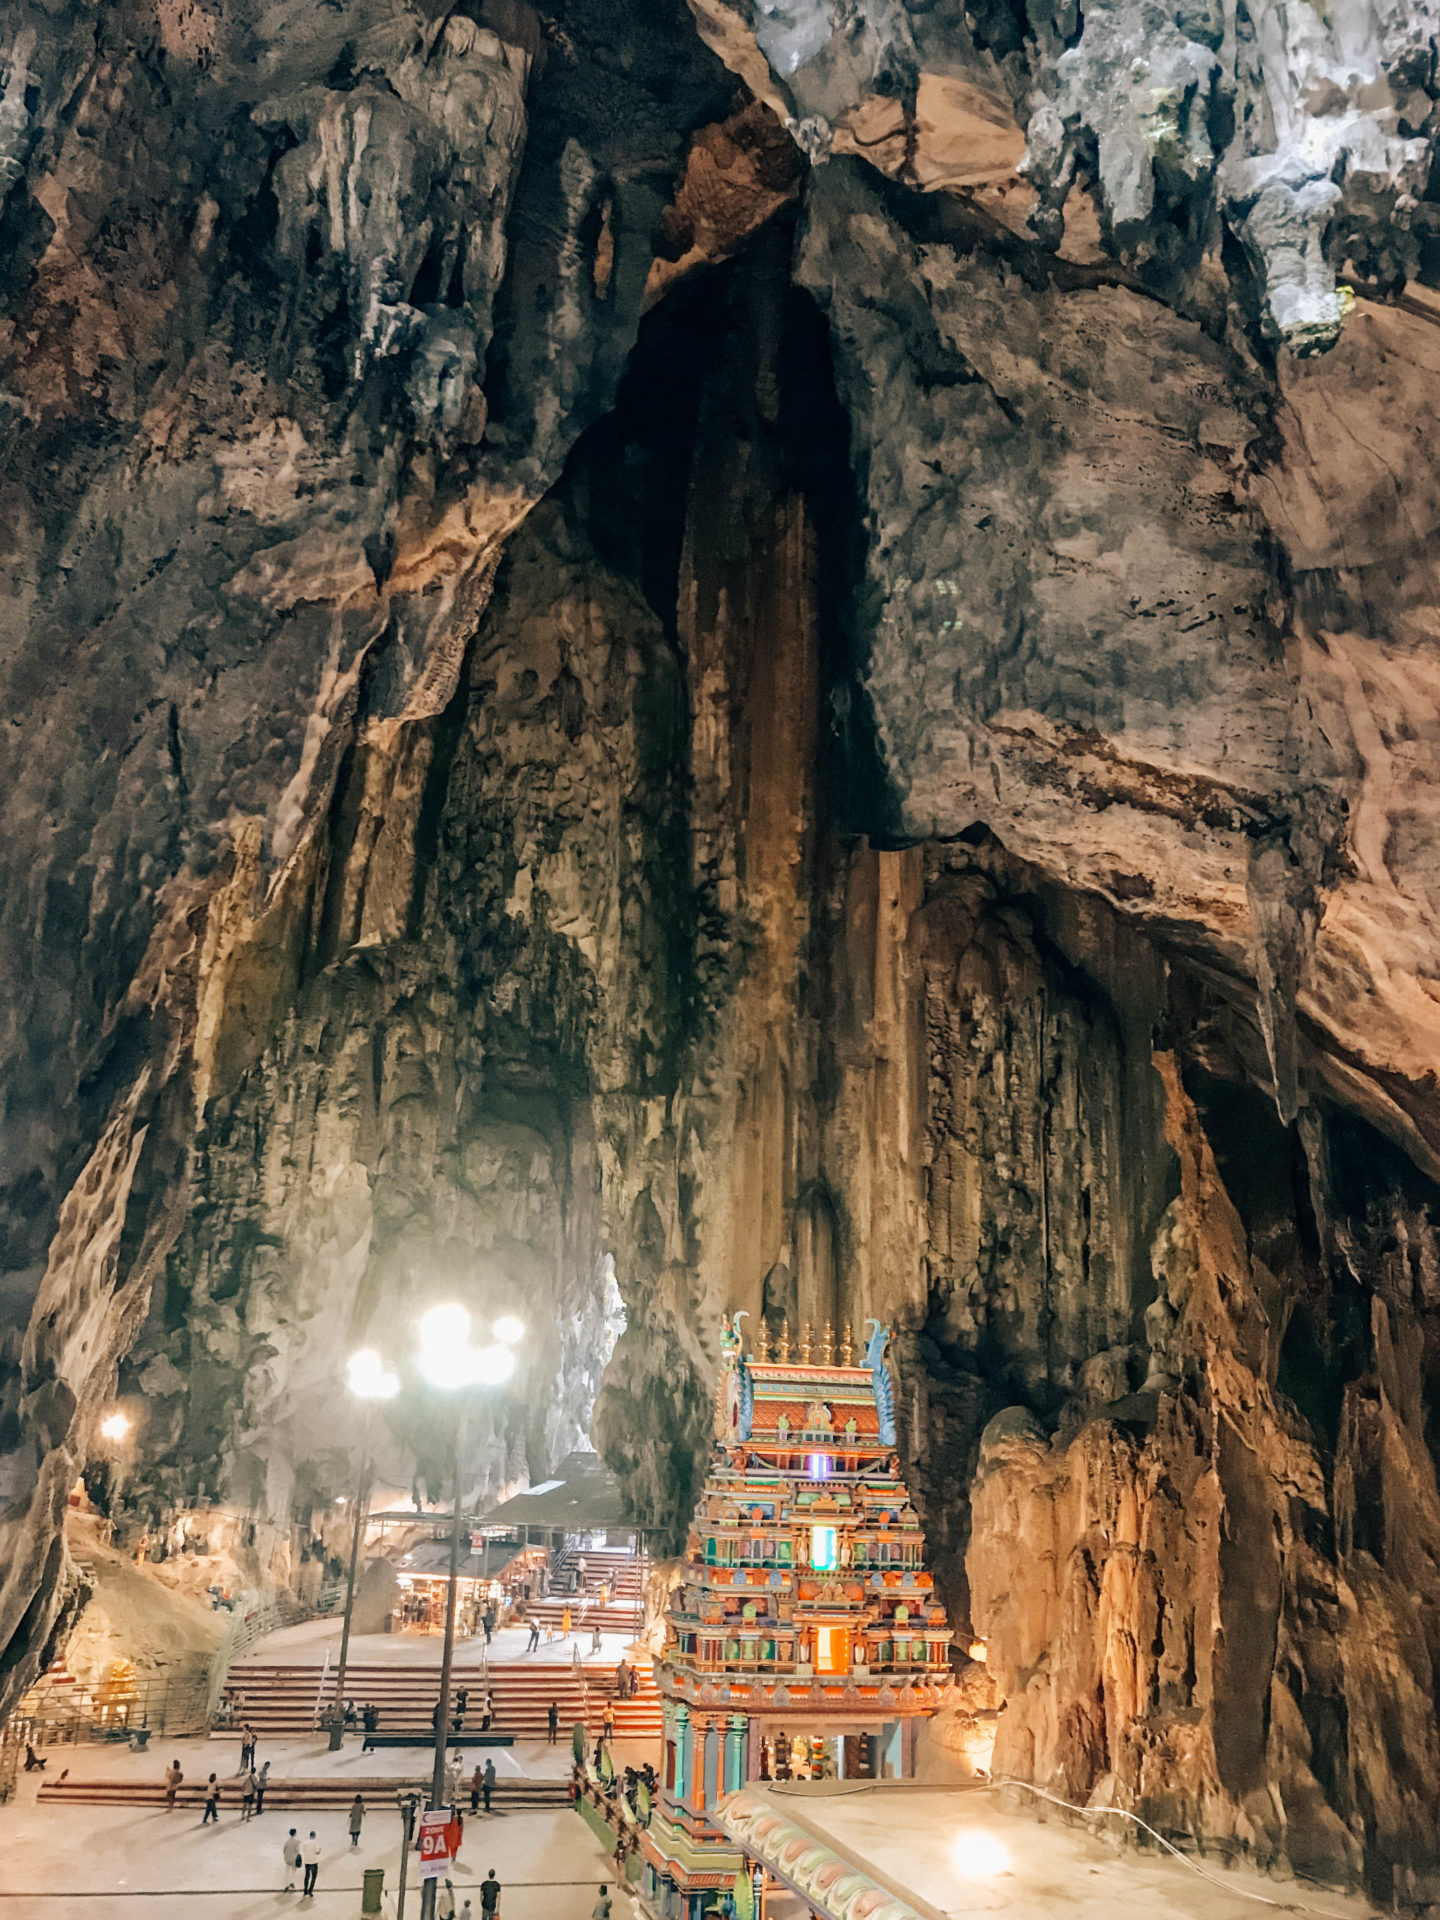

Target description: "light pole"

left=416, top=1307, right=522, bottom=1920
left=395, top=1788, right=421, bottom=1920
left=327, top=1350, right=399, bottom=1749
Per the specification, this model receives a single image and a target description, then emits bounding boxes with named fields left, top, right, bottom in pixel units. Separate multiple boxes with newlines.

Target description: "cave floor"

left=231, top=1618, right=646, bottom=1668
left=748, top=1783, right=1383, bottom=1920
left=0, top=1742, right=625, bottom=1917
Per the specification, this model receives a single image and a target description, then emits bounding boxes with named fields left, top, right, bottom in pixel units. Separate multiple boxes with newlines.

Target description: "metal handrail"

left=207, top=1580, right=344, bottom=1721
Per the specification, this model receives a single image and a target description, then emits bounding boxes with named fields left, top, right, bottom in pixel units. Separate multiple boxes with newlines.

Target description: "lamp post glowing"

left=327, top=1350, right=399, bottom=1748
left=416, top=1308, right=519, bottom=1920
left=99, top=1412, right=131, bottom=1443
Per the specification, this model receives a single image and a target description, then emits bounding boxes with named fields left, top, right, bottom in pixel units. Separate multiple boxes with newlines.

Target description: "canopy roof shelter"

left=399, top=1538, right=517, bottom=1581
left=474, top=1447, right=634, bottom=1539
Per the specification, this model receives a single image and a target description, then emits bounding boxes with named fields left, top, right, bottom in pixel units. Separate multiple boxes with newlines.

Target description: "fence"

left=16, top=1670, right=212, bottom=1743
left=204, top=1579, right=343, bottom=1722
left=13, top=1579, right=348, bottom=1752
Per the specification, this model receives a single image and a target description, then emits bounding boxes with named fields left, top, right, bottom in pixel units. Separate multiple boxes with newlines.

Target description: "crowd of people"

left=158, top=1733, right=539, bottom=1912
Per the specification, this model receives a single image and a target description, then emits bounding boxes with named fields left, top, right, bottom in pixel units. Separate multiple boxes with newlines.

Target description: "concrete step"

left=220, top=1661, right=661, bottom=1738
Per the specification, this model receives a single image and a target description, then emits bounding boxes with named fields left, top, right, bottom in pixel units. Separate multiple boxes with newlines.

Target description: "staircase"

left=222, top=1657, right=661, bottom=1743
left=523, top=1549, right=647, bottom=1633
left=37, top=1771, right=572, bottom=1811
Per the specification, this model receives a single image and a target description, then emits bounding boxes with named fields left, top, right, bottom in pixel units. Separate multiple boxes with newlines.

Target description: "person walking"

left=547, top=1701, right=558, bottom=1744
left=470, top=1763, right=482, bottom=1814
left=480, top=1689, right=493, bottom=1732
left=282, top=1830, right=302, bottom=1891
left=526, top=1618, right=541, bottom=1653
left=437, top=1881, right=456, bottom=1920
left=458, top=1903, right=473, bottom=1920
left=241, top=1769, right=256, bottom=1820
left=592, top=1885, right=613, bottom=1920
left=302, top=1831, right=321, bottom=1897
left=455, top=1687, right=469, bottom=1722
left=560, top=1605, right=572, bottom=1637
left=362, top=1703, right=378, bottom=1753
left=591, top=1619, right=603, bottom=1655
left=482, top=1757, right=495, bottom=1812
left=479, top=1867, right=501, bottom=1920
left=201, top=1773, right=219, bottom=1824
left=255, top=1759, right=270, bottom=1815
left=602, top=1700, right=615, bottom=1742
left=239, top=1724, right=256, bottom=1774
left=482, top=1608, right=493, bottom=1646
left=164, top=1759, right=184, bottom=1810
left=348, top=1794, right=365, bottom=1848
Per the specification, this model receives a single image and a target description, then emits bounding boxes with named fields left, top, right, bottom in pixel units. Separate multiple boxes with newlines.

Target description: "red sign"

left=419, top=1806, right=461, bottom=1879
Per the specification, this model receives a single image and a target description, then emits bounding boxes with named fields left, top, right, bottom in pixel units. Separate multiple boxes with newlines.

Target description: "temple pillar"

left=675, top=1704, right=691, bottom=1801
left=724, top=1713, right=747, bottom=1793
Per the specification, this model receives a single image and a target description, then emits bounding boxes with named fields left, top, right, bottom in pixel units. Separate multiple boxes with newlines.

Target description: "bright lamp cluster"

left=417, top=1305, right=521, bottom=1390
left=345, top=1308, right=522, bottom=1403
left=346, top=1349, right=400, bottom=1401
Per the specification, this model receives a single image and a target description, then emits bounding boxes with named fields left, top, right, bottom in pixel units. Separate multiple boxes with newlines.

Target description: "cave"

left=3, top=0, right=1440, bottom=1910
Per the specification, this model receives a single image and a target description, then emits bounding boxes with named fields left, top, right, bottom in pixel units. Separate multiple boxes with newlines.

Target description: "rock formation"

left=4, top=0, right=1440, bottom=1900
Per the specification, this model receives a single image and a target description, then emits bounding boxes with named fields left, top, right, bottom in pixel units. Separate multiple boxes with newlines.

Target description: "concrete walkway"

left=0, top=1741, right=627, bottom=1919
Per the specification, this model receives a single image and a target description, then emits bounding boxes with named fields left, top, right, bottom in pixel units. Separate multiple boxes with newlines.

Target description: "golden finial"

left=777, top=1317, right=792, bottom=1362
left=821, top=1322, right=834, bottom=1364
left=799, top=1322, right=813, bottom=1364
left=839, top=1323, right=854, bottom=1365
left=754, top=1320, right=771, bottom=1362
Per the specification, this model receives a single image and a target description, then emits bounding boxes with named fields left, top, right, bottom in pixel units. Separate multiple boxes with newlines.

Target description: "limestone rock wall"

left=4, top=0, right=1440, bottom=1900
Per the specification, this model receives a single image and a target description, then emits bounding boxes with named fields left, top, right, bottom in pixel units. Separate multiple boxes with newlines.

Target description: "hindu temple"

left=640, top=1318, right=953, bottom=1920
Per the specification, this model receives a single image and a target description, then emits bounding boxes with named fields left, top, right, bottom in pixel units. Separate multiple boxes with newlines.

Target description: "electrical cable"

left=758, top=1778, right=1364, bottom=1919
left=993, top=1778, right=1360, bottom=1920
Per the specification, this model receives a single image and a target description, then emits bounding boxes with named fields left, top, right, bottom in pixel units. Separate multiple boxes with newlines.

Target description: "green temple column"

left=724, top=1714, right=747, bottom=1793
left=702, top=1718, right=720, bottom=1808
left=674, top=1703, right=691, bottom=1801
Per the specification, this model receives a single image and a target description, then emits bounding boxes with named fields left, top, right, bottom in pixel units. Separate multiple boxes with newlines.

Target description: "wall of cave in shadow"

left=27, top=207, right=1440, bottom=1894
left=110, top=232, right=861, bottom=1568
left=894, top=842, right=1440, bottom=1896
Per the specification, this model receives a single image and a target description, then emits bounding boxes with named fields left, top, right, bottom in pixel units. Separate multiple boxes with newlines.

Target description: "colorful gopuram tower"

left=640, top=1316, right=954, bottom=1920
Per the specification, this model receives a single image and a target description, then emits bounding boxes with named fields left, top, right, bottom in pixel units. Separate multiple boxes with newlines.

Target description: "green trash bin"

left=361, top=1866, right=384, bottom=1914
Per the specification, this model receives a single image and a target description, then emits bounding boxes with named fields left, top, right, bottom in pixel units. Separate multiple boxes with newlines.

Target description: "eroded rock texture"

left=5, top=0, right=1440, bottom=1901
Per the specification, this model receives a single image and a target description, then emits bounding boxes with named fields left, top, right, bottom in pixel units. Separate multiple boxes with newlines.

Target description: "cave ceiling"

left=3, top=0, right=1440, bottom=1896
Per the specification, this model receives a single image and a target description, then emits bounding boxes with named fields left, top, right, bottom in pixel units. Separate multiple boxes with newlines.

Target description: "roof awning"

left=473, top=1448, right=634, bottom=1532
left=397, top=1537, right=515, bottom=1579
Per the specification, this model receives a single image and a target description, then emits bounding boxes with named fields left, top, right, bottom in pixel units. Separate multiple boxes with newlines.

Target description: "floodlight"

left=470, top=1343, right=517, bottom=1387
left=347, top=1349, right=400, bottom=1400
left=419, top=1304, right=471, bottom=1354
